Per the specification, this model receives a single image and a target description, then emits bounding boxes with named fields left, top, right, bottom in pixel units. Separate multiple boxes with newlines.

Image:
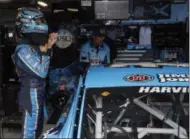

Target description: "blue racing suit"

left=12, top=43, right=51, bottom=138
left=80, top=41, right=110, bottom=65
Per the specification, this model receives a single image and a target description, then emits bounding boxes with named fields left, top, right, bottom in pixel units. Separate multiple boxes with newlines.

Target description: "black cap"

left=92, top=26, right=106, bottom=37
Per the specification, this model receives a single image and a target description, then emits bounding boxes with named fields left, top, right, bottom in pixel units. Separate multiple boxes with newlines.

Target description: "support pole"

left=133, top=99, right=187, bottom=136
left=95, top=97, right=103, bottom=138
left=110, top=127, right=187, bottom=139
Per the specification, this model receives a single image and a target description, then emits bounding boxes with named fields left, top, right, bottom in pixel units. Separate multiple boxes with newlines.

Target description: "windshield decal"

left=157, top=74, right=189, bottom=83
left=124, top=74, right=154, bottom=82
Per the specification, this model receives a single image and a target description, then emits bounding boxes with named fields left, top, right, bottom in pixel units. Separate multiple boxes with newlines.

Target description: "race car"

left=43, top=62, right=189, bottom=139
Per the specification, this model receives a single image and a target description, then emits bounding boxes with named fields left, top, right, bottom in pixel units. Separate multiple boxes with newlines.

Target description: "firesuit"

left=80, top=41, right=110, bottom=65
left=12, top=7, right=51, bottom=138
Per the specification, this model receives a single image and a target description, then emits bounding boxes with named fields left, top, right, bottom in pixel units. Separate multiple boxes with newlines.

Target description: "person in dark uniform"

left=12, top=7, right=58, bottom=138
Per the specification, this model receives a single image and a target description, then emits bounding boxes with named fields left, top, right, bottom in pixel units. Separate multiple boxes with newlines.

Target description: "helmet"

left=15, top=7, right=48, bottom=37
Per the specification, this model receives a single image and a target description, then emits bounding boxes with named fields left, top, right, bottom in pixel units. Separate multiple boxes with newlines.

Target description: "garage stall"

left=0, top=0, right=189, bottom=139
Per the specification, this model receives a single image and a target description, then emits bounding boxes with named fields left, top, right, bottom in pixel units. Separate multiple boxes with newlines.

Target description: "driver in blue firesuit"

left=12, top=7, right=58, bottom=138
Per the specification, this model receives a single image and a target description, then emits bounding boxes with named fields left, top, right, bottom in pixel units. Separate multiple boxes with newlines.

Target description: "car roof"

left=84, top=65, right=189, bottom=88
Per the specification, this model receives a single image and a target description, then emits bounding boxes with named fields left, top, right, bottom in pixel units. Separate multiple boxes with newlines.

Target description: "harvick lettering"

left=157, top=74, right=189, bottom=82
left=139, top=87, right=189, bottom=93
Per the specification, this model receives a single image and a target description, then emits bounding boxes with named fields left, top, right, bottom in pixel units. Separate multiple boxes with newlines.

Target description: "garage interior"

left=0, top=0, right=189, bottom=138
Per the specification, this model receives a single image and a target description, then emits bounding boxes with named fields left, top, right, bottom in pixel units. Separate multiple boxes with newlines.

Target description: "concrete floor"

left=0, top=98, right=56, bottom=138
left=2, top=124, right=56, bottom=138
left=2, top=128, right=20, bottom=138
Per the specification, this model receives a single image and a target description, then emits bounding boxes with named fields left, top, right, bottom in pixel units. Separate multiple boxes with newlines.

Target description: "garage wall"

left=0, top=9, right=17, bottom=27
left=0, top=1, right=188, bottom=26
left=122, top=2, right=188, bottom=24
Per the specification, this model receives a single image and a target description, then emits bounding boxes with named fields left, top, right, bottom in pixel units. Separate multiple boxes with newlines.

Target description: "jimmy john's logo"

left=157, top=74, right=189, bottom=83
left=139, top=87, right=189, bottom=94
left=56, top=29, right=74, bottom=49
left=124, top=74, right=154, bottom=82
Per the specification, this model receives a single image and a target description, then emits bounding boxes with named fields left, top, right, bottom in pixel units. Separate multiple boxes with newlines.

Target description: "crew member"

left=80, top=26, right=110, bottom=65
left=12, top=7, right=57, bottom=138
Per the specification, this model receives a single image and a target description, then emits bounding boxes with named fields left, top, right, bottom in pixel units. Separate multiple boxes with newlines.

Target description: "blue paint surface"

left=44, top=64, right=189, bottom=138
left=85, top=66, right=189, bottom=88
left=43, top=77, right=83, bottom=138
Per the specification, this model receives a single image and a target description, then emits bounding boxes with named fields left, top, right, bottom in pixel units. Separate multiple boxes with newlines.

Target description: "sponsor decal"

left=157, top=74, right=189, bottom=83
left=35, top=25, right=47, bottom=32
left=56, top=29, right=74, bottom=49
left=124, top=74, right=154, bottom=82
left=101, top=91, right=110, bottom=97
left=164, top=52, right=177, bottom=61
left=90, top=59, right=101, bottom=65
left=139, top=87, right=189, bottom=94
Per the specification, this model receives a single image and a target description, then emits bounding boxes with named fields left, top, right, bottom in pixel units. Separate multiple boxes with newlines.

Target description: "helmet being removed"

left=15, top=7, right=48, bottom=36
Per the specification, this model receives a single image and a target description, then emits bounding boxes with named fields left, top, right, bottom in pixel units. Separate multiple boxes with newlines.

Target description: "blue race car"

left=43, top=62, right=189, bottom=139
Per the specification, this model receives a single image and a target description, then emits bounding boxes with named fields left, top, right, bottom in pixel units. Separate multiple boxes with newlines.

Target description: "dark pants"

left=20, top=86, right=45, bottom=138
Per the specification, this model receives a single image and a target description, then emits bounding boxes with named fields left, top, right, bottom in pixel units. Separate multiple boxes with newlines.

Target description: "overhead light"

left=67, top=8, right=78, bottom=12
left=0, top=0, right=12, bottom=3
left=53, top=10, right=65, bottom=13
left=8, top=32, right=13, bottom=38
left=37, top=1, right=48, bottom=7
left=30, top=0, right=36, bottom=4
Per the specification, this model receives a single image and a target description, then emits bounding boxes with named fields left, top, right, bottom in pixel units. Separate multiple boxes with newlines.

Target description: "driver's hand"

left=47, top=32, right=58, bottom=48
left=59, top=85, right=65, bottom=91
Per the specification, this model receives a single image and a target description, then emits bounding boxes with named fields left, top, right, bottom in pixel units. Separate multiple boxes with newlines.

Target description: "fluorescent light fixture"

left=0, top=0, right=12, bottom=3
left=67, top=8, right=78, bottom=12
left=8, top=32, right=13, bottom=38
left=37, top=1, right=48, bottom=7
left=53, top=9, right=64, bottom=13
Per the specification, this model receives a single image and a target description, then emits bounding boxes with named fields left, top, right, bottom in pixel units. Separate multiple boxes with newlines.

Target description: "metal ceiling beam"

left=29, top=0, right=36, bottom=4
left=52, top=1, right=80, bottom=9
left=0, top=1, right=36, bottom=9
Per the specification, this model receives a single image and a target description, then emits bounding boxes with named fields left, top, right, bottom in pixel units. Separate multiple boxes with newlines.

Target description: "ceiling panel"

left=0, top=0, right=35, bottom=9
left=0, top=0, right=77, bottom=26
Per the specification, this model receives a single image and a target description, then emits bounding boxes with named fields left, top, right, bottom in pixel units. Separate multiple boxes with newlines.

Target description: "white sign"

left=56, top=29, right=74, bottom=49
left=139, top=87, right=189, bottom=94
left=81, top=0, right=92, bottom=6
left=157, top=74, right=189, bottom=83
left=164, top=52, right=177, bottom=60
